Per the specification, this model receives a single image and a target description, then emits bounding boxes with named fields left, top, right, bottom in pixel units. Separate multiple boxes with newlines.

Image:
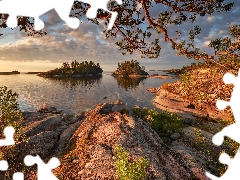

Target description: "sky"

left=0, top=0, right=239, bottom=72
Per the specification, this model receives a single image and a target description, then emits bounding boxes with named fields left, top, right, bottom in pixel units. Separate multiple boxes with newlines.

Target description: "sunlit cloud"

left=0, top=1, right=240, bottom=72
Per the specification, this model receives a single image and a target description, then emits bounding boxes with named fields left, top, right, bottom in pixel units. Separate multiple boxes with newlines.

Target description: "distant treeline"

left=38, top=60, right=103, bottom=77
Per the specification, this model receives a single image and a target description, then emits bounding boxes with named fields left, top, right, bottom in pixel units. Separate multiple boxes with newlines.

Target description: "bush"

left=113, top=145, right=149, bottom=180
left=132, top=107, right=182, bottom=135
left=112, top=60, right=148, bottom=76
left=0, top=86, right=26, bottom=179
left=0, top=86, right=24, bottom=141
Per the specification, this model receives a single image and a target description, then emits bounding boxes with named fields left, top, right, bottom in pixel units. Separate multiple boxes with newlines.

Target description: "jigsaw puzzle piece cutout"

left=13, top=172, right=24, bottom=180
left=0, top=126, right=15, bottom=147
left=223, top=72, right=236, bottom=84
left=222, top=70, right=240, bottom=119
left=213, top=70, right=240, bottom=145
left=79, top=0, right=122, bottom=29
left=0, top=160, right=8, bottom=171
left=53, top=1, right=80, bottom=29
left=212, top=122, right=240, bottom=146
left=0, top=0, right=80, bottom=30
left=208, top=69, right=240, bottom=179
left=216, top=100, right=230, bottom=111
left=24, top=155, right=60, bottom=180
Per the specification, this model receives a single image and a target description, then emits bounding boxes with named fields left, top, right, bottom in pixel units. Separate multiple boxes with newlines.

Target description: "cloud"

left=0, top=1, right=240, bottom=71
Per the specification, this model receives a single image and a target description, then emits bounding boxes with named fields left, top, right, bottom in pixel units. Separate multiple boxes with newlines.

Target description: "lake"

left=0, top=72, right=177, bottom=115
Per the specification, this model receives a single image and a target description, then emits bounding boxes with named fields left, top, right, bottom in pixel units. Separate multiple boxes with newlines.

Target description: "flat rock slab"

left=182, top=126, right=214, bottom=144
left=153, top=88, right=208, bottom=119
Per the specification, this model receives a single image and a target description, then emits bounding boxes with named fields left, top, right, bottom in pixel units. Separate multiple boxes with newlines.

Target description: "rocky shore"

left=1, top=101, right=211, bottom=179
left=1, top=66, right=235, bottom=179
left=146, top=68, right=238, bottom=178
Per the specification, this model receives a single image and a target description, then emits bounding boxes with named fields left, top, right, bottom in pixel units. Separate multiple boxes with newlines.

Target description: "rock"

left=2, top=103, right=209, bottom=179
left=182, top=126, right=213, bottom=144
left=187, top=103, right=195, bottom=109
left=99, top=103, right=113, bottom=114
left=182, top=118, right=196, bottom=126
left=148, top=75, right=172, bottom=79
left=23, top=131, right=59, bottom=157
left=36, top=105, right=62, bottom=114
left=23, top=114, right=63, bottom=137
left=147, top=87, right=159, bottom=93
left=52, top=103, right=207, bottom=179
left=114, top=99, right=125, bottom=105
left=170, top=133, right=181, bottom=140
left=48, top=106, right=57, bottom=112
left=53, top=120, right=83, bottom=155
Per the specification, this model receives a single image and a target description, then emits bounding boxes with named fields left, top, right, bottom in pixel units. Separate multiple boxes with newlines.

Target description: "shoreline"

left=12, top=100, right=210, bottom=179
left=4, top=87, right=231, bottom=179
left=17, top=96, right=229, bottom=179
left=37, top=72, right=103, bottom=78
left=147, top=83, right=231, bottom=121
left=112, top=73, right=173, bottom=79
left=2, top=69, right=234, bottom=178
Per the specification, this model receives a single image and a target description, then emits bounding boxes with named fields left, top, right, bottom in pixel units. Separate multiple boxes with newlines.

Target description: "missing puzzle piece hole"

left=0, top=126, right=15, bottom=146
left=66, top=18, right=80, bottom=29
left=216, top=100, right=229, bottom=111
left=34, top=18, right=45, bottom=31
left=0, top=160, right=8, bottom=171
left=219, top=153, right=231, bottom=165
left=13, top=172, right=24, bottom=180
left=6, top=16, right=18, bottom=29
left=212, top=133, right=224, bottom=146
left=223, top=73, right=236, bottom=84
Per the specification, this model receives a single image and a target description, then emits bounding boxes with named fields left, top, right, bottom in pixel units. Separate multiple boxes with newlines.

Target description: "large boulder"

left=53, top=103, right=208, bottom=179
left=1, top=103, right=209, bottom=179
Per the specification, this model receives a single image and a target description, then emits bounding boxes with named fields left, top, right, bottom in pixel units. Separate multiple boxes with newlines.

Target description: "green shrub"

left=0, top=86, right=26, bottom=179
left=132, top=107, right=182, bottom=135
left=113, top=145, right=149, bottom=180
left=119, top=108, right=129, bottom=114
left=0, top=86, right=24, bottom=141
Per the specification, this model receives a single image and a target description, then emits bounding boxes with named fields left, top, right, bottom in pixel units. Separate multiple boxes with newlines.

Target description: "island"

left=37, top=60, right=103, bottom=78
left=0, top=70, right=20, bottom=75
left=112, top=59, right=149, bottom=78
left=25, top=72, right=43, bottom=74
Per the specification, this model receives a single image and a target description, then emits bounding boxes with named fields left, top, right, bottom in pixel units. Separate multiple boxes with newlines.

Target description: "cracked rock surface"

left=1, top=103, right=208, bottom=179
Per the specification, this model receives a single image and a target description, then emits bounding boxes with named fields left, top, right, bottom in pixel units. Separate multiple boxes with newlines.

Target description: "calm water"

left=0, top=72, right=176, bottom=115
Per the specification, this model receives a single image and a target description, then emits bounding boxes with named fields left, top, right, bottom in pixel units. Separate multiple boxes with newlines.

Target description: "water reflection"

left=0, top=73, right=174, bottom=114
left=113, top=76, right=147, bottom=90
left=43, top=75, right=103, bottom=90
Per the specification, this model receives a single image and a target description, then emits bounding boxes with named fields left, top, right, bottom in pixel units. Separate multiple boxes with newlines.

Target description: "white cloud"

left=1, top=1, right=240, bottom=71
